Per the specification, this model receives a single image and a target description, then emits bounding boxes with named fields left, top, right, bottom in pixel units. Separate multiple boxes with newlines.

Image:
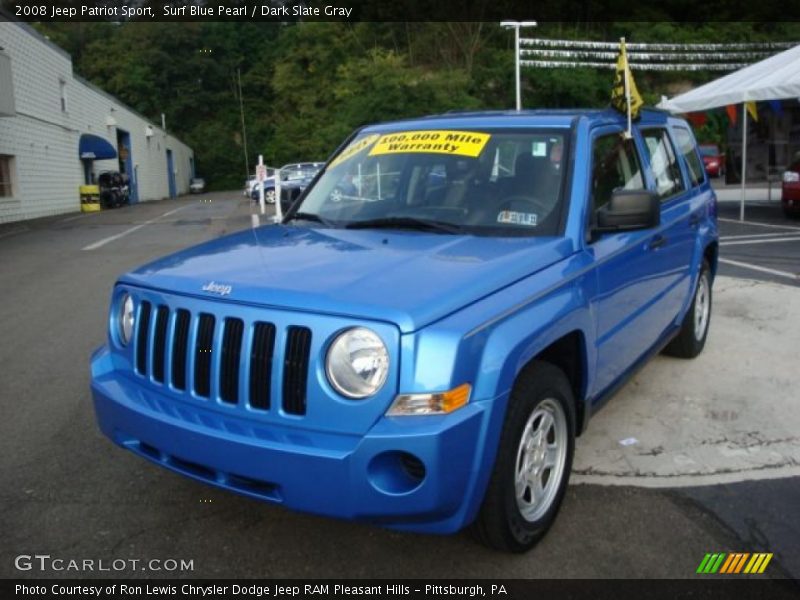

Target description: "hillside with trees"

left=34, top=22, right=800, bottom=190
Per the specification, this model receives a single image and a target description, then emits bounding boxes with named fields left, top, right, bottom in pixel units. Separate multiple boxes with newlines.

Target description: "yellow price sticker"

left=368, top=130, right=491, bottom=158
left=328, top=133, right=380, bottom=169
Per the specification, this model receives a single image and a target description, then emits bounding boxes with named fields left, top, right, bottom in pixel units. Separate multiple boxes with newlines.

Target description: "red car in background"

left=782, top=162, right=800, bottom=217
left=699, top=144, right=725, bottom=178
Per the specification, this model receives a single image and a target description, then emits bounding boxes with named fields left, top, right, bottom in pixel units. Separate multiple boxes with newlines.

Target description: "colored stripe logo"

left=697, top=553, right=773, bottom=574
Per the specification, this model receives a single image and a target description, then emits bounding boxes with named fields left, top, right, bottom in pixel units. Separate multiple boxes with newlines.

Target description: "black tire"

left=471, top=361, right=575, bottom=553
left=664, top=259, right=712, bottom=358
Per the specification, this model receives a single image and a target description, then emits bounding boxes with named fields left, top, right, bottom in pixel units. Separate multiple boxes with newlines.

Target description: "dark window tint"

left=590, top=133, right=645, bottom=213
left=642, top=129, right=686, bottom=199
left=674, top=127, right=705, bottom=188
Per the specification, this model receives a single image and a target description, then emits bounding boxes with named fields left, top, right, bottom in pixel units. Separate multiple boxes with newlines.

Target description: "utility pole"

left=500, top=21, right=537, bottom=111
left=237, top=67, right=249, bottom=180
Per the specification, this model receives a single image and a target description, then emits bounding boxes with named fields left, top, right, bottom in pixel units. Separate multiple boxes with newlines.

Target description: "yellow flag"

left=745, top=101, right=759, bottom=122
left=611, top=38, right=644, bottom=120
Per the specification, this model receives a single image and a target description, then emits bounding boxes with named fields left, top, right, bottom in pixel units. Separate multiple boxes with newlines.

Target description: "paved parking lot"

left=715, top=195, right=800, bottom=286
left=0, top=192, right=797, bottom=581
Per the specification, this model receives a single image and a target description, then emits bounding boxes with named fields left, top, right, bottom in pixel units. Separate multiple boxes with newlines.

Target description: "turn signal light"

left=386, top=383, right=471, bottom=416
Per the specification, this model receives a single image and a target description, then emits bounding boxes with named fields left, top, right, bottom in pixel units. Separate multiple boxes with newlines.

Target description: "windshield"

left=289, top=129, right=568, bottom=236
left=281, top=163, right=322, bottom=181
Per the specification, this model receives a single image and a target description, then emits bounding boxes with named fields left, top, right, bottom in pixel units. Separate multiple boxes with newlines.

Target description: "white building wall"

left=0, top=22, right=194, bottom=224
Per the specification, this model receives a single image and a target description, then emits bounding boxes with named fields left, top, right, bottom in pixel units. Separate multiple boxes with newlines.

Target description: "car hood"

left=121, top=226, right=575, bottom=333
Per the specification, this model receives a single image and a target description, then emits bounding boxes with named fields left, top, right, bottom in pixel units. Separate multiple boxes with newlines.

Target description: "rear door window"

left=642, top=129, right=686, bottom=199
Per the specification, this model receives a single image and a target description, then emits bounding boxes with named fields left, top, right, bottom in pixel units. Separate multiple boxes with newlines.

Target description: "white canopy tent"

left=658, top=44, right=800, bottom=220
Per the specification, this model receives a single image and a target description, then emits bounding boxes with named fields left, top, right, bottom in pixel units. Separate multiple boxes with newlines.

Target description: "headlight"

left=326, top=327, right=389, bottom=398
left=118, top=293, right=135, bottom=346
left=783, top=171, right=800, bottom=183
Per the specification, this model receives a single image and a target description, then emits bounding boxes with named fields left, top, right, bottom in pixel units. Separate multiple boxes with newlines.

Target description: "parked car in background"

left=699, top=144, right=725, bottom=178
left=244, top=177, right=257, bottom=197
left=245, top=169, right=276, bottom=198
left=189, top=178, right=206, bottom=194
left=92, top=109, right=717, bottom=553
left=250, top=162, right=324, bottom=210
left=781, top=162, right=800, bottom=217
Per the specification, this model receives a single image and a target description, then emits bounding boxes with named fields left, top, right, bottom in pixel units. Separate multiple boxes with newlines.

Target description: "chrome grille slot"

left=135, top=301, right=152, bottom=376
left=220, top=318, right=244, bottom=404
left=194, top=313, right=215, bottom=398
left=249, top=322, right=276, bottom=410
left=283, top=326, right=311, bottom=415
left=171, top=309, right=190, bottom=391
left=152, top=305, right=169, bottom=383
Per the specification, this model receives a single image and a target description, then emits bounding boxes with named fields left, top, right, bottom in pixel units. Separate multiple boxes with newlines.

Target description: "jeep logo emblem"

left=201, top=281, right=232, bottom=296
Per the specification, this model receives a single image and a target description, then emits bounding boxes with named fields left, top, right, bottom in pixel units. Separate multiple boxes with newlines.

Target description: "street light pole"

left=501, top=21, right=537, bottom=111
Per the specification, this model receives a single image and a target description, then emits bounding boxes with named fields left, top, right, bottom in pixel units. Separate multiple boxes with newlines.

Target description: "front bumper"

left=91, top=345, right=497, bottom=534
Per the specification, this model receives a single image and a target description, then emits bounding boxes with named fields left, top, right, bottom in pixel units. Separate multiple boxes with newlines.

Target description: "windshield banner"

left=328, top=134, right=381, bottom=169
left=369, top=130, right=491, bottom=158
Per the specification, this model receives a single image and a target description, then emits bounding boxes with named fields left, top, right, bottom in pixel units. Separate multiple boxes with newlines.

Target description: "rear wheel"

left=471, top=361, right=575, bottom=553
left=664, top=259, right=712, bottom=358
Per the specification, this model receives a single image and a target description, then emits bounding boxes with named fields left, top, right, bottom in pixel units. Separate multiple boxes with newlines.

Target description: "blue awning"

left=79, top=134, right=117, bottom=160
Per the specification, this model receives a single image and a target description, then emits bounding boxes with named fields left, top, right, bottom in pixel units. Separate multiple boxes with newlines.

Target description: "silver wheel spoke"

left=515, top=472, right=527, bottom=498
left=538, top=412, right=554, bottom=436
left=531, top=473, right=544, bottom=504
left=544, top=444, right=558, bottom=469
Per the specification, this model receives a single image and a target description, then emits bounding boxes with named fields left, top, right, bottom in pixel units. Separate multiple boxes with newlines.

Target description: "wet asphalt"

left=0, top=191, right=797, bottom=581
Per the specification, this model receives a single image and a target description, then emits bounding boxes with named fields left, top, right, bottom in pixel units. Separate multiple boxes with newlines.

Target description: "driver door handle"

left=649, top=235, right=667, bottom=250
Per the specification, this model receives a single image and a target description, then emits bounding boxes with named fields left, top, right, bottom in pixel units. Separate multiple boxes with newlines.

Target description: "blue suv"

left=91, top=109, right=718, bottom=552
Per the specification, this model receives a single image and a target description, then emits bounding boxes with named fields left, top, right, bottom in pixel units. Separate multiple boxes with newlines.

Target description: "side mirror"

left=595, top=189, right=660, bottom=232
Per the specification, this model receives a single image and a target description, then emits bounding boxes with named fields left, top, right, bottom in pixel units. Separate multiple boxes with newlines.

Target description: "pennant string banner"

left=520, top=60, right=752, bottom=71
left=519, top=38, right=798, bottom=51
left=520, top=48, right=775, bottom=61
left=517, top=37, right=797, bottom=72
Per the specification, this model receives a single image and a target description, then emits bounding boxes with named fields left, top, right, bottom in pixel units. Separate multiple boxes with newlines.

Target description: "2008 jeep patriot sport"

left=91, top=108, right=718, bottom=552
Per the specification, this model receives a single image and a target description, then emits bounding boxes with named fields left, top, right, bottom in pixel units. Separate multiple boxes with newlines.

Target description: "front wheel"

left=664, top=259, right=712, bottom=358
left=471, top=361, right=575, bottom=553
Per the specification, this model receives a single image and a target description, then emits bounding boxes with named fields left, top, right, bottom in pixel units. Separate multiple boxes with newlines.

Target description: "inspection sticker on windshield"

left=369, top=130, right=491, bottom=158
left=497, top=210, right=538, bottom=227
left=328, top=133, right=381, bottom=169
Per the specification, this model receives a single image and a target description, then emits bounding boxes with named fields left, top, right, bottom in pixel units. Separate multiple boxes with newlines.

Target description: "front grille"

left=132, top=302, right=313, bottom=418
left=249, top=322, right=276, bottom=410
left=152, top=306, right=169, bottom=383
left=171, top=309, right=190, bottom=390
left=283, top=326, right=312, bottom=415
left=135, top=301, right=152, bottom=375
left=194, top=314, right=215, bottom=398
left=220, top=318, right=244, bottom=404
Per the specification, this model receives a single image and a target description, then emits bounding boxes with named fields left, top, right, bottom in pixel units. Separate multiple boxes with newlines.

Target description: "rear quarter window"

left=673, top=126, right=706, bottom=188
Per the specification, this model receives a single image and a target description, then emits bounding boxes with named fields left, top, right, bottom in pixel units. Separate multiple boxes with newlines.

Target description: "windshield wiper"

left=285, top=212, right=334, bottom=227
left=345, top=216, right=462, bottom=234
